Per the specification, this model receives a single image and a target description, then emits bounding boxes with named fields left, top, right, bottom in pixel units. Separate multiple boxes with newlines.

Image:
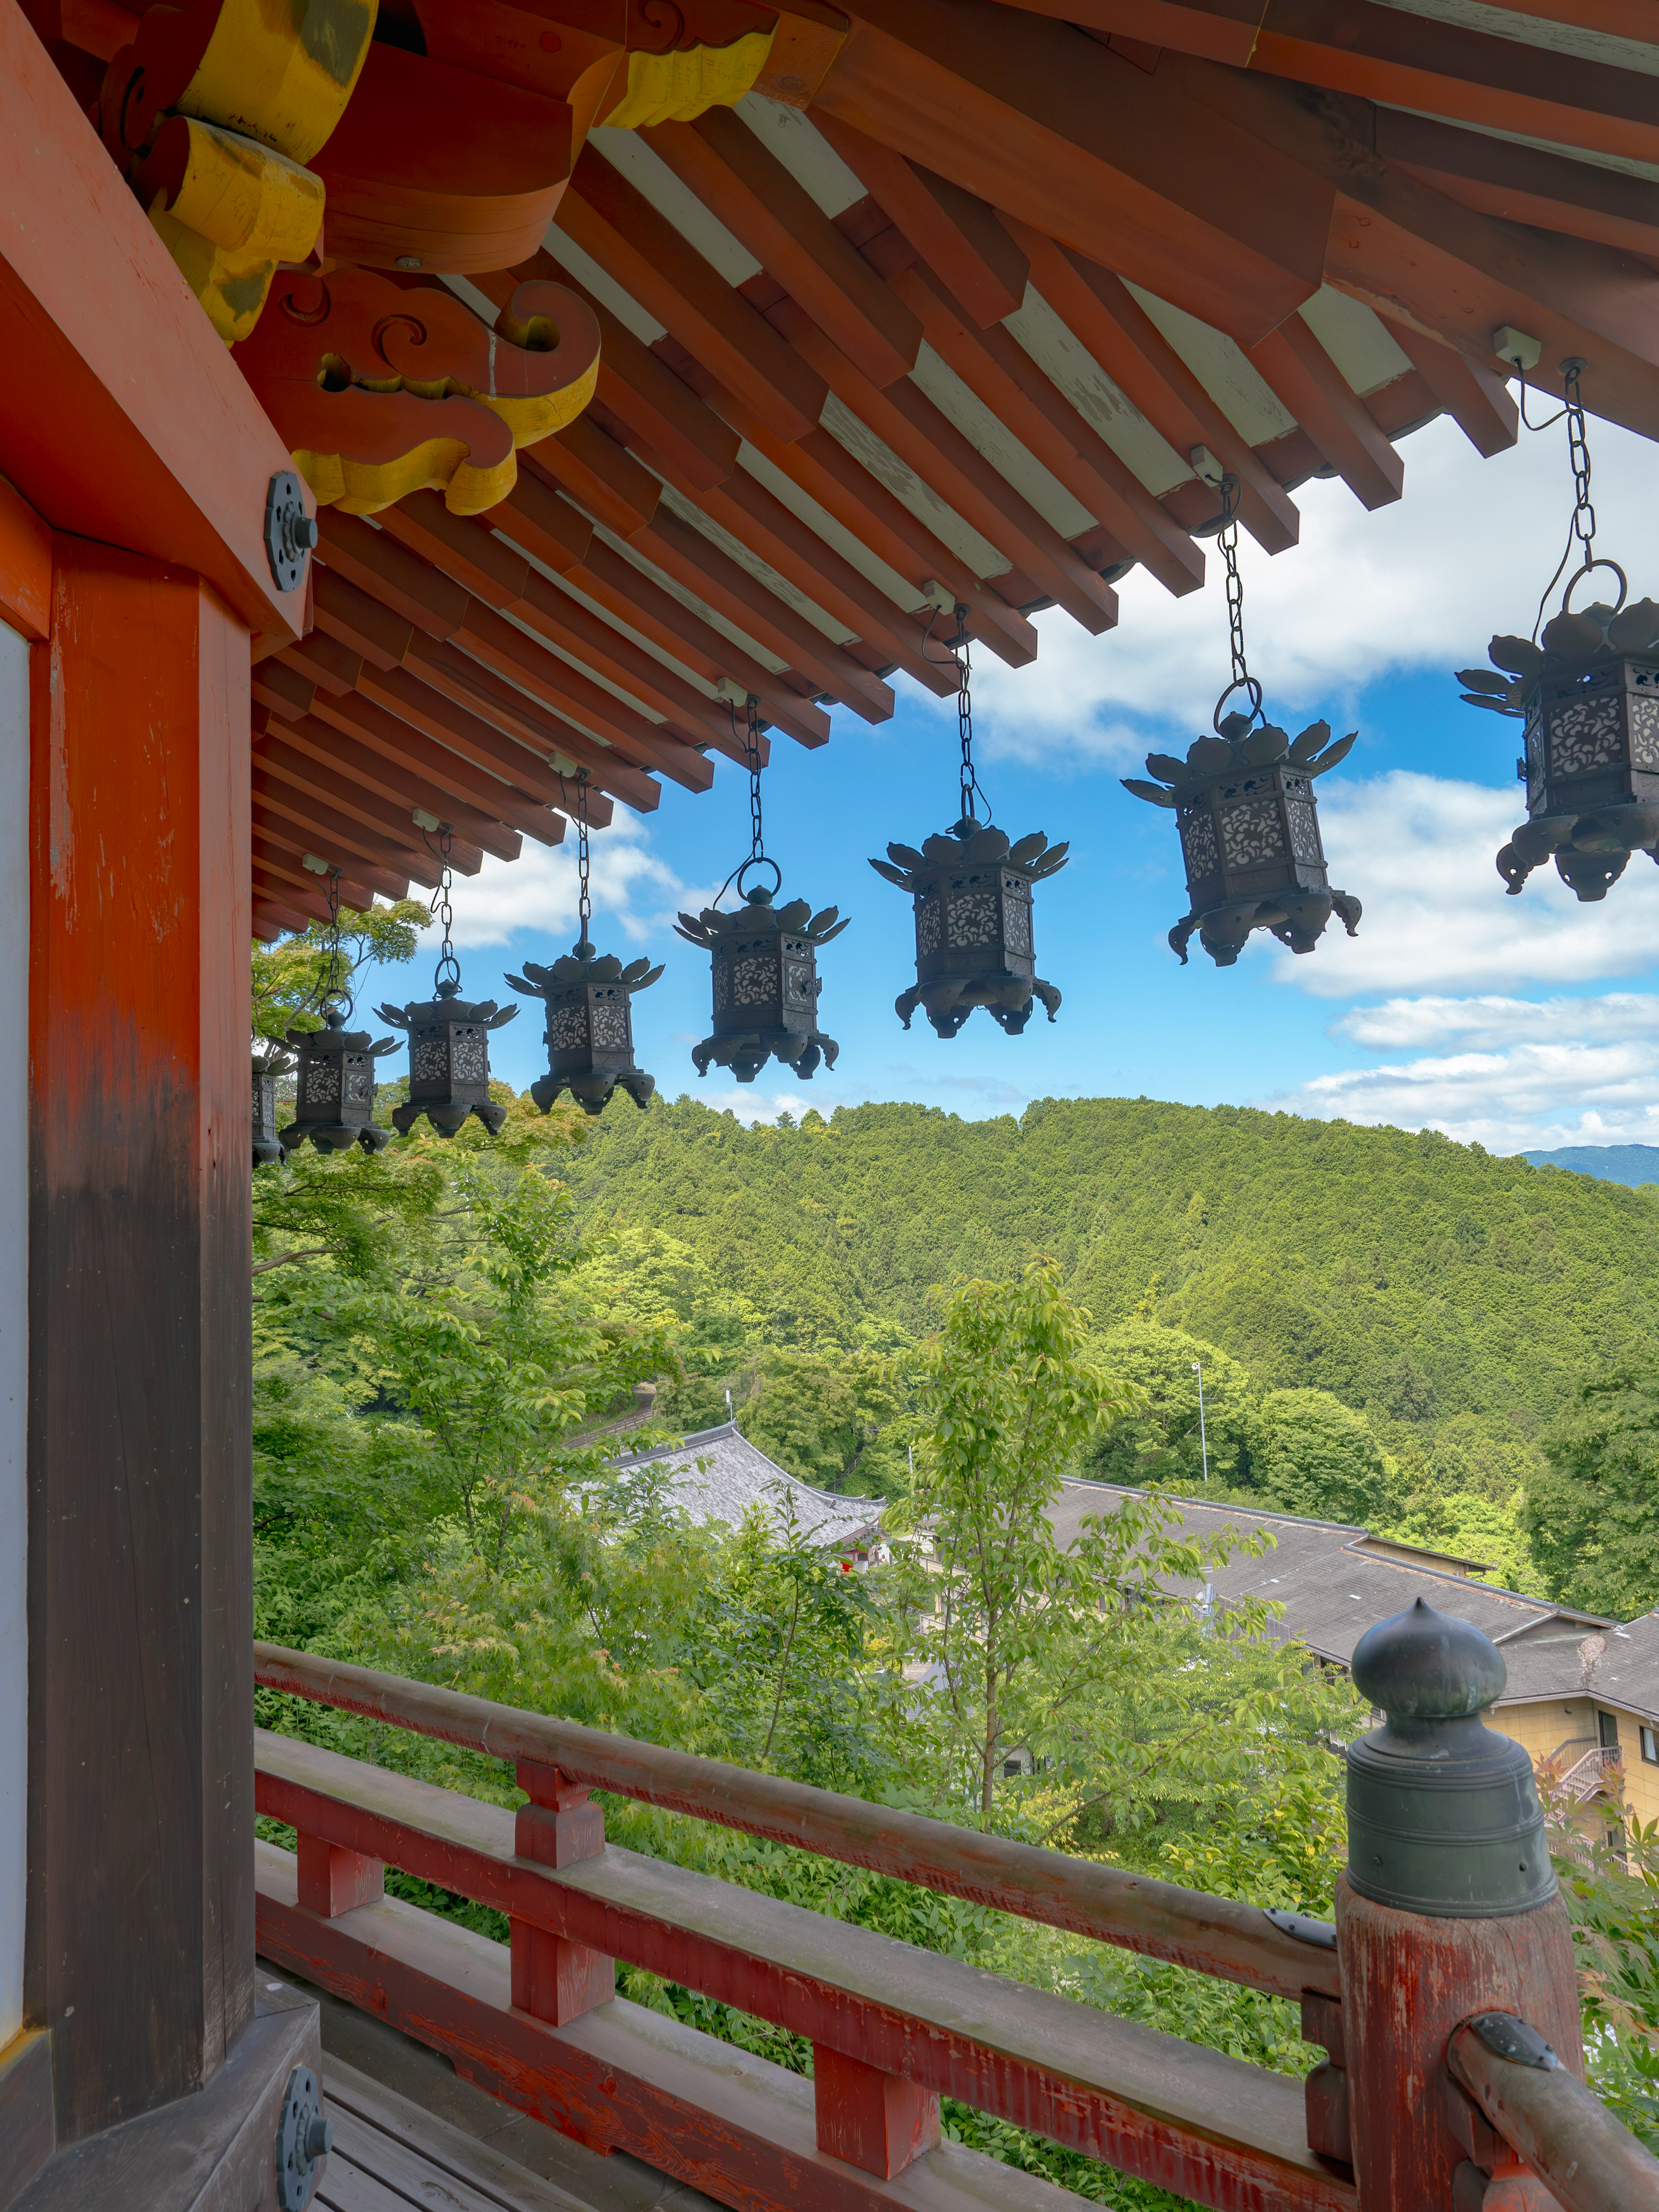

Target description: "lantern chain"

left=745, top=693, right=766, bottom=864
left=317, top=867, right=350, bottom=1016
left=952, top=606, right=991, bottom=826
left=574, top=771, right=593, bottom=950
left=431, top=826, right=461, bottom=991
left=1531, top=358, right=1602, bottom=642
left=1212, top=475, right=1264, bottom=731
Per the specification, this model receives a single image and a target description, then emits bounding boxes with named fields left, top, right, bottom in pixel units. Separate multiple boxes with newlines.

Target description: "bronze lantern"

left=869, top=820, right=1065, bottom=1036
left=508, top=943, right=662, bottom=1116
left=1122, top=471, right=1360, bottom=967
left=375, top=981, right=517, bottom=1138
left=277, top=1010, right=397, bottom=1154
left=253, top=1046, right=291, bottom=1167
left=674, top=884, right=846, bottom=1083
left=1458, top=359, right=1659, bottom=903
left=677, top=694, right=847, bottom=1083
left=871, top=609, right=1065, bottom=1036
left=1123, top=715, right=1362, bottom=966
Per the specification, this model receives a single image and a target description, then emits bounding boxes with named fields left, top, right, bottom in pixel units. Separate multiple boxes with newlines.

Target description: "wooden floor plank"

left=315, top=2148, right=428, bottom=2212
left=323, top=2055, right=594, bottom=2212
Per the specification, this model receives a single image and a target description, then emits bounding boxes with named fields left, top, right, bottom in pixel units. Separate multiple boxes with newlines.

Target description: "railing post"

left=1298, top=1990, right=1351, bottom=2167
left=296, top=1832, right=384, bottom=1917
left=1335, top=1599, right=1583, bottom=2210
left=510, top=1758, right=613, bottom=2025
left=812, top=2044, right=940, bottom=2178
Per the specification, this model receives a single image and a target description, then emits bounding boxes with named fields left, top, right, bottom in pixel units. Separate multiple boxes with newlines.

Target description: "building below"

left=611, top=1421, right=882, bottom=1556
left=1050, top=1481, right=1659, bottom=1831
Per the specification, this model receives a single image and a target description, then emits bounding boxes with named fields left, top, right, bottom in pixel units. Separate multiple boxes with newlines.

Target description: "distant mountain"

left=566, top=1095, right=1659, bottom=1444
left=1523, top=1144, right=1659, bottom=1188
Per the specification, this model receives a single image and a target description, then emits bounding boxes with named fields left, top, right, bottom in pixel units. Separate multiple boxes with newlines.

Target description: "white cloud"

left=674, top=1085, right=830, bottom=1124
left=922, top=412, right=1654, bottom=766
left=1335, top=992, right=1659, bottom=1052
left=445, top=812, right=722, bottom=951
left=1259, top=769, right=1659, bottom=998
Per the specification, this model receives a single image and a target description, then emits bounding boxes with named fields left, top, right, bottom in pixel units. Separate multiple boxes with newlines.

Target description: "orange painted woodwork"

left=0, top=475, right=51, bottom=641
left=891, top=261, right=1204, bottom=598
left=1163, top=53, right=1659, bottom=444
left=1248, top=317, right=1404, bottom=512
left=413, top=0, right=626, bottom=130
left=1335, top=1878, right=1582, bottom=2212
left=772, top=297, right=1117, bottom=635
left=813, top=2047, right=940, bottom=2180
left=814, top=0, right=1331, bottom=346
left=812, top=115, right=1030, bottom=330
left=235, top=270, right=601, bottom=516
left=1378, top=315, right=1517, bottom=461
left=312, top=42, right=577, bottom=271
left=252, top=818, right=409, bottom=903
left=257, top=728, right=487, bottom=870
left=251, top=837, right=384, bottom=915
left=633, top=503, right=897, bottom=723
left=1, top=0, right=304, bottom=639
left=696, top=470, right=952, bottom=697
left=560, top=148, right=827, bottom=442
left=297, top=1837, right=386, bottom=1920
left=254, top=774, right=447, bottom=888
left=1376, top=105, right=1659, bottom=266
left=271, top=682, right=529, bottom=860
left=252, top=864, right=331, bottom=927
left=646, top=110, right=922, bottom=388
left=481, top=251, right=740, bottom=491
left=299, top=688, right=569, bottom=847
left=753, top=0, right=846, bottom=106
left=29, top=541, right=254, bottom=2142
left=1006, top=225, right=1301, bottom=558
left=524, top=417, right=663, bottom=537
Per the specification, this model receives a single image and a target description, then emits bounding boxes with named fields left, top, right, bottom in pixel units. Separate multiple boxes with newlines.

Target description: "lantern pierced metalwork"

left=1455, top=360, right=1659, bottom=902
left=871, top=610, right=1066, bottom=1035
left=676, top=695, right=846, bottom=1083
left=1123, top=476, right=1361, bottom=966
left=375, top=827, right=515, bottom=1137
left=253, top=1045, right=291, bottom=1167
left=508, top=773, right=663, bottom=1115
left=277, top=1010, right=398, bottom=1154
left=871, top=820, right=1065, bottom=1036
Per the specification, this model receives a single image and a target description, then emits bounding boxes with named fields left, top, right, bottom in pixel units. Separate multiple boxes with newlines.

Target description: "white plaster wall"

left=0, top=614, right=26, bottom=2045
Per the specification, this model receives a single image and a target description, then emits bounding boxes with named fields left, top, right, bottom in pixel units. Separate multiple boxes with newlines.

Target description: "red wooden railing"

left=251, top=1643, right=1659, bottom=2212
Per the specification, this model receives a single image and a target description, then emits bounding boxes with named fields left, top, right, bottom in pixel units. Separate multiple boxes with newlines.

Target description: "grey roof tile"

left=611, top=1422, right=882, bottom=1548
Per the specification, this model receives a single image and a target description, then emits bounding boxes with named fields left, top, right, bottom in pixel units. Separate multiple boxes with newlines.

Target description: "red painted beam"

left=1247, top=318, right=1405, bottom=512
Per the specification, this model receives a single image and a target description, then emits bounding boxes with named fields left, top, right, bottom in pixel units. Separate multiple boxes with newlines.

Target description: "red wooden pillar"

left=510, top=1760, right=613, bottom=2024
left=814, top=2045, right=941, bottom=2179
left=297, top=1837, right=385, bottom=1919
left=25, top=538, right=255, bottom=2142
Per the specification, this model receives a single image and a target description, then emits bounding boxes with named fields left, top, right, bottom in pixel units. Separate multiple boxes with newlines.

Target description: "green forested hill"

left=564, top=1095, right=1659, bottom=1449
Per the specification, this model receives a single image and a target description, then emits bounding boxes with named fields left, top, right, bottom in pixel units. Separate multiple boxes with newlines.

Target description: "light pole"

left=1191, top=1358, right=1210, bottom=1485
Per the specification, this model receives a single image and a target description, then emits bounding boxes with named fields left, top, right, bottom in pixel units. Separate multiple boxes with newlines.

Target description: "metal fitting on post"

left=1345, top=1597, right=1554, bottom=1917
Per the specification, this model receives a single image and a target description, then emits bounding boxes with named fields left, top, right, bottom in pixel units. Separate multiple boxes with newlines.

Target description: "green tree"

left=253, top=899, right=430, bottom=1042
left=1526, top=1371, right=1659, bottom=1617
left=1252, top=1388, right=1399, bottom=1525
left=737, top=1347, right=909, bottom=1495
left=895, top=1262, right=1265, bottom=1818
left=1082, top=1322, right=1259, bottom=1491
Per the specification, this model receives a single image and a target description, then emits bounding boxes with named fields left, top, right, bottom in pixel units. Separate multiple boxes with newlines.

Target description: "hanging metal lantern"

left=674, top=696, right=846, bottom=1083
left=1123, top=477, right=1361, bottom=967
left=253, top=1046, right=291, bottom=1167
left=508, top=773, right=663, bottom=1115
left=277, top=1010, right=397, bottom=1154
left=871, top=821, right=1065, bottom=1036
left=871, top=611, right=1066, bottom=1035
left=375, top=829, right=515, bottom=1137
left=1456, top=359, right=1659, bottom=903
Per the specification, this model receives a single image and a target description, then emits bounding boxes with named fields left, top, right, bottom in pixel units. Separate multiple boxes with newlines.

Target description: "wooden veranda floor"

left=264, top=1967, right=722, bottom=2212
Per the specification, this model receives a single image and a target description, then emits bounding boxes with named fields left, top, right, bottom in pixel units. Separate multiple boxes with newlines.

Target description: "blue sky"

left=370, top=409, right=1659, bottom=1154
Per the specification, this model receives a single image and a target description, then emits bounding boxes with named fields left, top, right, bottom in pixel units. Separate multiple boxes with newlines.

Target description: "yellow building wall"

left=1495, top=1696, right=1659, bottom=1828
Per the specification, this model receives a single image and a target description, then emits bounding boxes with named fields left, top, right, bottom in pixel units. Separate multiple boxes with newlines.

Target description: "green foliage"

left=1252, top=1388, right=1399, bottom=1524
left=1085, top=1322, right=1260, bottom=1492
left=736, top=1346, right=910, bottom=1495
left=252, top=900, right=430, bottom=1041
left=562, top=1096, right=1659, bottom=1464
left=1526, top=1371, right=1659, bottom=1615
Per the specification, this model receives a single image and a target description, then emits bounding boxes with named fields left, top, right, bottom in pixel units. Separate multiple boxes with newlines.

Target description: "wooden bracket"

left=511, top=1759, right=613, bottom=2026
left=296, top=1834, right=385, bottom=1919
left=813, top=2044, right=940, bottom=2179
